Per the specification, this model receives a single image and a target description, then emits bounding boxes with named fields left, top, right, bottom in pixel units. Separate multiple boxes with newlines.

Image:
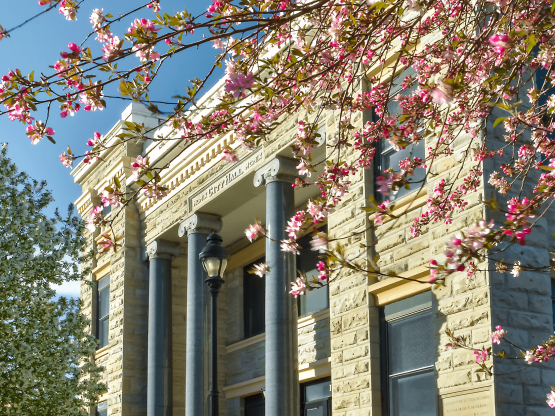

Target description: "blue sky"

left=1, top=0, right=222, bottom=297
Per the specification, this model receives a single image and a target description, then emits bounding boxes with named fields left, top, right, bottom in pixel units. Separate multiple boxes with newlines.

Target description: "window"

left=97, top=276, right=110, bottom=349
left=244, top=257, right=265, bottom=339
left=301, top=378, right=331, bottom=416
left=297, top=229, right=329, bottom=317
left=380, top=291, right=436, bottom=416
left=96, top=401, right=107, bottom=416
left=101, top=205, right=111, bottom=217
left=374, top=67, right=426, bottom=202
left=245, top=393, right=265, bottom=416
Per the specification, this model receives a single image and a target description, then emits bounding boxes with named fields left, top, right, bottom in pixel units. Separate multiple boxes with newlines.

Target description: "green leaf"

left=526, top=34, right=537, bottom=54
left=114, top=176, right=121, bottom=189
left=493, top=117, right=507, bottom=128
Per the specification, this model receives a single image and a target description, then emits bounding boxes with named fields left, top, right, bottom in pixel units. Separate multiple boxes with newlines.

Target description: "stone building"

left=73, top=70, right=555, bottom=416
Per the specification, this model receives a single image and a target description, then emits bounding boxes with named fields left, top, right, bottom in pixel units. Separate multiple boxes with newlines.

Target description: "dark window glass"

left=301, top=378, right=331, bottom=416
left=380, top=291, right=436, bottom=416
left=297, top=229, right=329, bottom=317
left=244, top=258, right=265, bottom=339
left=96, top=401, right=107, bottom=416
left=101, top=205, right=111, bottom=217
left=374, top=68, right=426, bottom=202
left=97, top=276, right=110, bottom=349
left=245, top=393, right=265, bottom=416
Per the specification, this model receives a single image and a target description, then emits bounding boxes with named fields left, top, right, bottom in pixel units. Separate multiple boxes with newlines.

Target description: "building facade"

left=73, top=78, right=555, bottom=416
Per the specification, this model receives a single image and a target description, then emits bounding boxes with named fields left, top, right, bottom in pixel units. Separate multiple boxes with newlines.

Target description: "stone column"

left=144, top=240, right=180, bottom=416
left=178, top=213, right=222, bottom=416
left=254, top=156, right=300, bottom=416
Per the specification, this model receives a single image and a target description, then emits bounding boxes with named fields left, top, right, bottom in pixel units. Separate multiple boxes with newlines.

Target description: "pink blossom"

left=310, top=232, right=328, bottom=252
left=101, top=188, right=123, bottom=208
left=58, top=0, right=77, bottom=20
left=131, top=155, right=149, bottom=181
left=26, top=123, right=54, bottom=145
left=222, top=148, right=239, bottom=163
left=147, top=1, right=161, bottom=12
left=245, top=223, right=265, bottom=242
left=289, top=278, right=306, bottom=298
left=87, top=132, right=102, bottom=147
left=251, top=262, right=268, bottom=277
left=59, top=151, right=74, bottom=168
left=83, top=151, right=99, bottom=165
left=547, top=390, right=555, bottom=408
left=143, top=183, right=167, bottom=200
left=225, top=72, right=254, bottom=98
left=102, top=36, right=123, bottom=61
left=488, top=34, right=512, bottom=56
left=86, top=205, right=103, bottom=232
left=474, top=349, right=488, bottom=364
left=490, top=325, right=505, bottom=345
left=132, top=43, right=160, bottom=62
left=431, top=81, right=454, bottom=105
left=98, top=234, right=116, bottom=253
left=280, top=239, right=300, bottom=254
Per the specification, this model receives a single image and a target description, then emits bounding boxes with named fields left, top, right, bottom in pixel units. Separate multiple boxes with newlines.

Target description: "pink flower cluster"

left=488, top=34, right=512, bottom=56
left=87, top=132, right=102, bottom=147
left=547, top=390, right=555, bottom=408
left=525, top=344, right=555, bottom=364
left=245, top=222, right=265, bottom=242
left=429, top=220, right=494, bottom=281
left=474, top=349, right=488, bottom=364
left=289, top=278, right=306, bottom=298
left=143, top=182, right=167, bottom=200
left=225, top=72, right=254, bottom=98
left=310, top=232, right=328, bottom=253
left=222, top=148, right=239, bottom=163
left=26, top=122, right=54, bottom=145
left=490, top=325, right=505, bottom=344
left=86, top=205, right=103, bottom=232
left=131, top=155, right=149, bottom=181
left=251, top=262, right=268, bottom=277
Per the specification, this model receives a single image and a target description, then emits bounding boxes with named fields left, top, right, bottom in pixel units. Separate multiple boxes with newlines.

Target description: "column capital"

left=253, top=156, right=299, bottom=187
left=143, top=239, right=180, bottom=261
left=178, top=212, right=222, bottom=237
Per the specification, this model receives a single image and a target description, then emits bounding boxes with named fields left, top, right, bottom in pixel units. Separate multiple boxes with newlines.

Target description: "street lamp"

left=199, top=232, right=229, bottom=416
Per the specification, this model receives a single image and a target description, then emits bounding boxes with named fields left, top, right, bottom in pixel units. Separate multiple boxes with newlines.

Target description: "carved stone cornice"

left=178, top=212, right=222, bottom=237
left=253, top=156, right=299, bottom=187
left=143, top=239, right=180, bottom=261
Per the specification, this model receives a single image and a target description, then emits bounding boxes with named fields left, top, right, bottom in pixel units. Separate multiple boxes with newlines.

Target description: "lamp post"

left=199, top=232, right=229, bottom=416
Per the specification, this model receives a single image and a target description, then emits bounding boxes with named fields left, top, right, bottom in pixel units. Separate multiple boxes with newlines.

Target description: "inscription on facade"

left=441, top=387, right=492, bottom=416
left=189, top=150, right=263, bottom=210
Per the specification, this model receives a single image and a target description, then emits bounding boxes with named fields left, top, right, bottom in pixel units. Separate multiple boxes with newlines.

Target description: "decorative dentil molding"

left=143, top=239, right=181, bottom=261
left=253, top=156, right=299, bottom=187
left=178, top=212, right=222, bottom=237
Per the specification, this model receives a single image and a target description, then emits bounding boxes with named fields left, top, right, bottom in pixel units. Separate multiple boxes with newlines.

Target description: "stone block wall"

left=327, top=110, right=377, bottom=416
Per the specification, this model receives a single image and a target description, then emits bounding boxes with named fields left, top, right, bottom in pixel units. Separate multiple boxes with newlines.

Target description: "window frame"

left=372, top=68, right=427, bottom=203
left=244, top=393, right=265, bottom=416
left=243, top=257, right=266, bottom=340
left=300, top=377, right=332, bottom=416
left=297, top=226, right=329, bottom=318
left=96, top=275, right=110, bottom=349
left=379, top=292, right=436, bottom=416
left=96, top=400, right=107, bottom=416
